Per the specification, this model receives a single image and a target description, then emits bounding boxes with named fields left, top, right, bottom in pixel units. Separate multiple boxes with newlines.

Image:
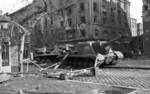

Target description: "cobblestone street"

left=72, top=68, right=150, bottom=89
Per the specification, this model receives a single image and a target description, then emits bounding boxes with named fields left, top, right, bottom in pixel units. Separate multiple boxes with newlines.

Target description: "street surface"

left=10, top=59, right=150, bottom=93
left=73, top=68, right=150, bottom=89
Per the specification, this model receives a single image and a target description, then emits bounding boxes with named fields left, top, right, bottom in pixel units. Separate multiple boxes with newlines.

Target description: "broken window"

left=94, top=16, right=98, bottom=23
left=80, top=16, right=86, bottom=23
left=93, top=2, right=98, bottom=11
left=80, top=3, right=85, bottom=11
left=95, top=29, right=99, bottom=37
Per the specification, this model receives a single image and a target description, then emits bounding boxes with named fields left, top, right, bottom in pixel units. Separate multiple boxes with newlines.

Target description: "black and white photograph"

left=0, top=0, right=150, bottom=94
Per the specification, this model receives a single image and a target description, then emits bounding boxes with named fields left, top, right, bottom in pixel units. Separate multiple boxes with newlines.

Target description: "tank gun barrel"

left=103, top=34, right=128, bottom=47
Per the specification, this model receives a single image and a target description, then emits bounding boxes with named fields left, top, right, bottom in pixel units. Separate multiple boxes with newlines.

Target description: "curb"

left=104, top=66, right=150, bottom=70
left=67, top=80, right=149, bottom=94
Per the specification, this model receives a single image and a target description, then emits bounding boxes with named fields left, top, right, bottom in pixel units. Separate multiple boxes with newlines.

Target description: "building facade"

left=142, top=0, right=150, bottom=54
left=55, top=0, right=132, bottom=56
left=130, top=18, right=137, bottom=37
left=9, top=0, right=132, bottom=57
left=137, top=23, right=143, bottom=36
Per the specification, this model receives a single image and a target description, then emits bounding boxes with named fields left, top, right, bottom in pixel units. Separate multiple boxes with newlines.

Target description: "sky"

left=0, top=0, right=143, bottom=23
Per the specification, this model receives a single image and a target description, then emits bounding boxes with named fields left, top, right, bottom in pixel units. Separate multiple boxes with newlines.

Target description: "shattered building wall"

left=142, top=0, right=150, bottom=54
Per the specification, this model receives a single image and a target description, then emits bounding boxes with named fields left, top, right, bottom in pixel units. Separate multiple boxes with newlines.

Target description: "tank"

left=57, top=34, right=128, bottom=69
left=33, top=45, right=62, bottom=67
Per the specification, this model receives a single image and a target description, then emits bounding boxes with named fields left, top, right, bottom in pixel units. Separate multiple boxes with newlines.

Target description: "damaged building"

left=142, top=0, right=150, bottom=54
left=9, top=0, right=132, bottom=58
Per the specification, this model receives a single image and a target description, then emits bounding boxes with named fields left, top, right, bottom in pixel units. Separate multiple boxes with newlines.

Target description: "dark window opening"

left=68, top=19, right=72, bottom=27
left=44, top=18, right=47, bottom=28
left=51, top=17, right=53, bottom=25
left=111, top=19, right=115, bottom=25
left=38, top=30, right=41, bottom=34
left=68, top=8, right=72, bottom=14
left=60, top=22, right=64, bottom=27
left=94, top=16, right=98, bottom=23
left=103, top=18, right=107, bottom=24
left=93, top=3, right=98, bottom=11
left=144, top=5, right=148, bottom=11
left=80, top=3, right=84, bottom=11
left=80, top=29, right=86, bottom=37
left=118, top=21, right=121, bottom=27
left=118, top=10, right=121, bottom=15
left=95, top=29, right=99, bottom=37
left=51, top=30, right=54, bottom=35
left=112, top=31, right=115, bottom=37
left=80, top=16, right=86, bottom=23
left=103, top=30, right=108, bottom=37
left=125, top=23, right=128, bottom=28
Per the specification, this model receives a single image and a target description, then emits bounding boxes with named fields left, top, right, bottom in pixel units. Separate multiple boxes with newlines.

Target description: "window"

left=94, top=16, right=98, bottom=23
left=93, top=3, right=98, bottom=11
left=103, top=30, right=108, bottom=37
left=51, top=17, right=53, bottom=25
left=59, top=34, right=63, bottom=39
left=80, top=29, right=86, bottom=37
left=111, top=19, right=115, bottom=25
left=80, top=16, right=86, bottom=23
left=95, top=29, right=99, bottom=37
left=44, top=18, right=47, bottom=28
left=60, top=22, right=64, bottom=27
left=67, top=33, right=73, bottom=38
left=117, top=0, right=121, bottom=6
left=125, top=23, right=128, bottom=28
left=118, top=21, right=121, bottom=27
left=80, top=3, right=84, bottom=11
left=68, top=8, right=72, bottom=14
left=118, top=10, right=121, bottom=15
left=51, top=30, right=54, bottom=35
left=112, top=31, right=115, bottom=37
left=143, top=5, right=148, bottom=11
left=103, top=18, right=107, bottom=24
left=124, top=2, right=127, bottom=10
left=68, top=19, right=72, bottom=27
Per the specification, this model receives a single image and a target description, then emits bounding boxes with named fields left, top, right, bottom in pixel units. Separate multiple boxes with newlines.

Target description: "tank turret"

left=92, top=34, right=128, bottom=55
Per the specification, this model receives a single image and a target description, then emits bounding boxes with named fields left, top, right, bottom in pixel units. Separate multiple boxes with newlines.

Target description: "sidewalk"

left=0, top=74, right=12, bottom=83
left=105, top=59, right=150, bottom=69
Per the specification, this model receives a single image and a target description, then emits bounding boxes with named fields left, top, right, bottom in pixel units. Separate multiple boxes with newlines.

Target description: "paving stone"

left=72, top=69, right=150, bottom=89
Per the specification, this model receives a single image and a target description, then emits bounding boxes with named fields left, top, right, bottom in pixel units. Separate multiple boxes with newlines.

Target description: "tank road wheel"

left=59, top=73, right=68, bottom=80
